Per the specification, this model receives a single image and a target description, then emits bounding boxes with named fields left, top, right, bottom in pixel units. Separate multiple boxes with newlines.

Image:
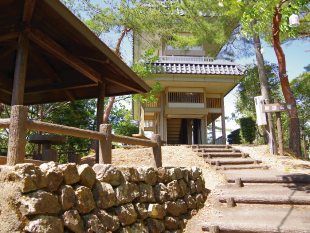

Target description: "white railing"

left=156, top=56, right=233, bottom=63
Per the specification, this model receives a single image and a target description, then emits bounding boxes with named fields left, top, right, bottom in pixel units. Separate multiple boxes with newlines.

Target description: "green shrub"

left=227, top=129, right=241, bottom=144
left=240, top=117, right=256, bottom=144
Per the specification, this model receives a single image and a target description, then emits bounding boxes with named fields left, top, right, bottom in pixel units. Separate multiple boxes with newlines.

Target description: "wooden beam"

left=0, top=23, right=26, bottom=42
left=30, top=51, right=75, bottom=101
left=24, top=81, right=97, bottom=94
left=23, top=0, right=37, bottom=23
left=29, top=26, right=101, bottom=83
left=0, top=47, right=15, bottom=60
left=106, top=77, right=144, bottom=93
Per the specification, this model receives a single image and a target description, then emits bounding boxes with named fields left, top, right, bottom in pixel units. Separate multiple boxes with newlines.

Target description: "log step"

left=191, top=144, right=231, bottom=149
left=219, top=195, right=310, bottom=205
left=200, top=152, right=244, bottom=158
left=193, top=149, right=241, bottom=153
left=216, top=165, right=268, bottom=170
left=205, top=158, right=262, bottom=166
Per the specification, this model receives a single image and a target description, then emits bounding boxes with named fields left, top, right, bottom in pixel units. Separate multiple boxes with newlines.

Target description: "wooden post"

left=99, top=124, right=112, bottom=164
left=274, top=99, right=284, bottom=156
left=96, top=82, right=105, bottom=163
left=221, top=94, right=227, bottom=145
left=42, top=149, right=58, bottom=162
left=212, top=118, right=216, bottom=144
left=11, top=32, right=30, bottom=105
left=7, top=105, right=28, bottom=166
left=151, top=134, right=162, bottom=168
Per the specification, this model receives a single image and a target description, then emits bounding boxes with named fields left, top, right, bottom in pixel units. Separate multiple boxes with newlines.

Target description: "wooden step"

left=192, top=144, right=232, bottom=149
left=201, top=153, right=244, bottom=158
left=215, top=165, right=269, bottom=170
left=193, top=148, right=241, bottom=153
left=205, top=158, right=262, bottom=166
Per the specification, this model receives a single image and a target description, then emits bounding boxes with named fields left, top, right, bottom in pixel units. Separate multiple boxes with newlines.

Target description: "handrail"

left=111, top=134, right=157, bottom=147
left=0, top=118, right=10, bottom=129
left=27, top=120, right=105, bottom=140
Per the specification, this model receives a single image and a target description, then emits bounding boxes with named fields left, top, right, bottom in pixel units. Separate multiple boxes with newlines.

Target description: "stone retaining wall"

left=0, top=162, right=209, bottom=233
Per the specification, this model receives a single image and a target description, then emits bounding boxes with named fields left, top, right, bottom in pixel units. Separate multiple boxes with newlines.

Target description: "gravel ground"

left=81, top=144, right=310, bottom=232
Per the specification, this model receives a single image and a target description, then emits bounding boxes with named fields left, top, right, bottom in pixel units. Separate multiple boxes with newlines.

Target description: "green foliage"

left=227, top=129, right=241, bottom=144
left=240, top=117, right=256, bottom=144
left=235, top=62, right=282, bottom=118
left=290, top=68, right=310, bottom=128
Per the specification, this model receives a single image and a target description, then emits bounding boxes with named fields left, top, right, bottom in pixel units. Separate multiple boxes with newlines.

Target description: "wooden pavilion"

left=0, top=0, right=153, bottom=166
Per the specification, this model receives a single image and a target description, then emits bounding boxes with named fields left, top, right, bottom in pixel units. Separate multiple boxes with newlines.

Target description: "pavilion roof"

left=0, top=0, right=150, bottom=105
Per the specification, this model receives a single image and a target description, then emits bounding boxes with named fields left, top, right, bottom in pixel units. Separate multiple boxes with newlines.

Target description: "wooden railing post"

left=151, top=134, right=162, bottom=168
left=7, top=105, right=28, bottom=166
left=99, top=124, right=112, bottom=164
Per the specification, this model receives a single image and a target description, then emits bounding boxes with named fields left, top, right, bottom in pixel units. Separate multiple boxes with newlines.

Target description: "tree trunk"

left=272, top=7, right=301, bottom=156
left=253, top=32, right=277, bottom=155
left=103, top=96, right=115, bottom=123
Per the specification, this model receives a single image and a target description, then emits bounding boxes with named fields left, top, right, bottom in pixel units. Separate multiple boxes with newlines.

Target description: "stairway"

left=192, top=145, right=310, bottom=233
left=167, top=119, right=182, bottom=144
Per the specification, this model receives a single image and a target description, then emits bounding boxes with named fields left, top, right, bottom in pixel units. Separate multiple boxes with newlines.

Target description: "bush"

left=227, top=129, right=241, bottom=144
left=240, top=117, right=256, bottom=144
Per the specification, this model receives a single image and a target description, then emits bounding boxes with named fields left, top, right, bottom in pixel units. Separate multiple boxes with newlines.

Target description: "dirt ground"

left=81, top=144, right=310, bottom=233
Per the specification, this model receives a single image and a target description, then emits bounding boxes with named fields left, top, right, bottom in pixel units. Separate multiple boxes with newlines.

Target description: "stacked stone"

left=1, top=162, right=209, bottom=233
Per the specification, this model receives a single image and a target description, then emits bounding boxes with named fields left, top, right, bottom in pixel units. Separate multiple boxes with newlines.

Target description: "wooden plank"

left=11, top=32, right=29, bottom=105
left=262, top=103, right=294, bottom=113
left=24, top=81, right=97, bottom=94
left=29, top=51, right=75, bottom=101
left=105, top=76, right=145, bottom=93
left=29, top=26, right=101, bottom=83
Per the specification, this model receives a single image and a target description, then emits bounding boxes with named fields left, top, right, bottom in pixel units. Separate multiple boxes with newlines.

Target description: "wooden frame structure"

left=0, top=0, right=161, bottom=166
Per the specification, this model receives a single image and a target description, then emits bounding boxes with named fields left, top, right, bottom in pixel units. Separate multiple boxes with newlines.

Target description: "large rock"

left=96, top=209, right=120, bottom=232
left=10, top=164, right=47, bottom=193
left=156, top=167, right=168, bottom=184
left=138, top=182, right=156, bottom=203
left=189, top=167, right=201, bottom=180
left=93, top=164, right=124, bottom=186
left=83, top=214, right=106, bottom=232
left=78, top=164, right=96, bottom=189
left=189, top=180, right=196, bottom=194
left=114, top=181, right=139, bottom=205
left=165, top=199, right=187, bottom=217
left=137, top=167, right=157, bottom=185
left=148, top=204, right=166, bottom=219
left=115, top=203, right=138, bottom=226
left=164, top=216, right=180, bottom=230
left=58, top=185, right=75, bottom=210
left=61, top=210, right=84, bottom=233
left=134, top=203, right=149, bottom=220
left=40, top=162, right=63, bottom=192
left=166, top=180, right=180, bottom=201
left=131, top=221, right=149, bottom=233
left=154, top=183, right=168, bottom=204
left=168, top=168, right=183, bottom=181
left=24, top=215, right=63, bottom=233
left=19, top=190, right=61, bottom=215
left=177, top=179, right=187, bottom=198
left=74, top=185, right=95, bottom=213
left=145, top=218, right=165, bottom=233
left=195, top=176, right=203, bottom=193
left=118, top=166, right=140, bottom=182
left=181, top=169, right=189, bottom=182
left=92, top=181, right=116, bottom=209
left=58, top=164, right=80, bottom=185
left=183, top=194, right=197, bottom=209
left=194, top=193, right=204, bottom=209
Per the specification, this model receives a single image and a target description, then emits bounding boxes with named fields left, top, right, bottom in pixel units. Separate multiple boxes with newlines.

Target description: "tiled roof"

left=152, top=62, right=246, bottom=75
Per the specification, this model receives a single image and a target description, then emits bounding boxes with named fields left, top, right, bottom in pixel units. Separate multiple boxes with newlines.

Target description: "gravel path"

left=81, top=144, right=310, bottom=232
